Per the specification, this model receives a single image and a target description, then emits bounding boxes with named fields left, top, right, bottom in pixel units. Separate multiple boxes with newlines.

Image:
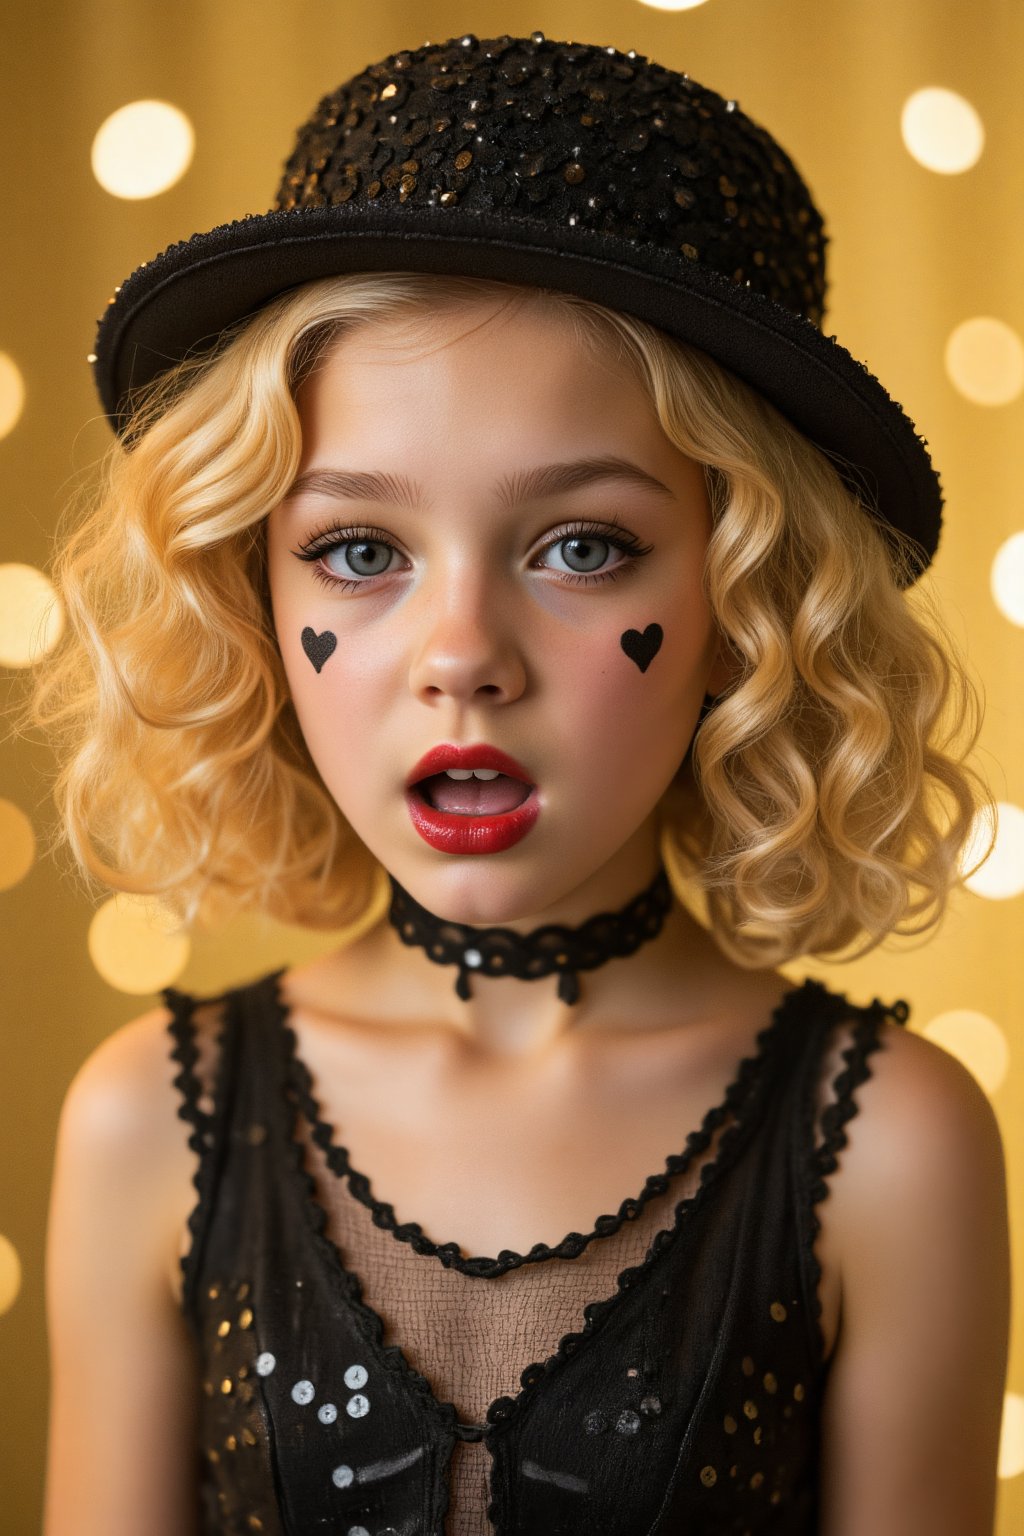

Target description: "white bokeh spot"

left=0, top=352, right=26, bottom=438
left=901, top=86, right=984, bottom=174
left=945, top=317, right=1024, bottom=407
left=91, top=100, right=195, bottom=199
left=991, top=532, right=1024, bottom=627
left=960, top=802, right=1024, bottom=900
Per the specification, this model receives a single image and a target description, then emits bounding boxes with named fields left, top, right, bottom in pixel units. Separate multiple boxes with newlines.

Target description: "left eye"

left=540, top=522, right=653, bottom=583
left=540, top=531, right=620, bottom=574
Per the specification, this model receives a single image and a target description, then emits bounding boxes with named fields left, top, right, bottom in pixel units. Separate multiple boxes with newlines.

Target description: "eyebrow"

left=282, top=455, right=677, bottom=511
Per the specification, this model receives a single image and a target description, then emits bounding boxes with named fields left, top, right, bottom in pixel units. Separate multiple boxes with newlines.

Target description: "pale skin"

left=43, top=295, right=1011, bottom=1535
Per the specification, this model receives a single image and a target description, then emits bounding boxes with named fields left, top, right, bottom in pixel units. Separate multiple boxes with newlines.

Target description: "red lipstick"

left=404, top=743, right=535, bottom=788
left=404, top=742, right=541, bottom=855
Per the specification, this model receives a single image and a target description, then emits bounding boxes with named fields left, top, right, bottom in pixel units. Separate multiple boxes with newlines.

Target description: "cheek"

left=277, top=617, right=394, bottom=805
left=558, top=620, right=710, bottom=778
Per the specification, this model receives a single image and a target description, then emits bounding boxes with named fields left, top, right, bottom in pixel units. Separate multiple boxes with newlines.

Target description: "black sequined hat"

left=91, top=31, right=943, bottom=585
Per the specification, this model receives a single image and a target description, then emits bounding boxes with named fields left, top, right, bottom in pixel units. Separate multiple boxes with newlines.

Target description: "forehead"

left=294, top=296, right=666, bottom=461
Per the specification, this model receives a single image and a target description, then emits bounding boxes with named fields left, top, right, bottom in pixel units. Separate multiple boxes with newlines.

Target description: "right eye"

left=292, top=524, right=405, bottom=591
left=328, top=537, right=396, bottom=577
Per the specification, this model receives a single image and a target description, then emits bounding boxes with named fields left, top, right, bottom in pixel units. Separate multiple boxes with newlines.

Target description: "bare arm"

left=819, top=1018, right=1012, bottom=1535
left=43, top=1006, right=202, bottom=1536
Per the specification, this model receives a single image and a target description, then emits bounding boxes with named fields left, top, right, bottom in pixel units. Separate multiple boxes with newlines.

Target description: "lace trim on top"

left=271, top=965, right=807, bottom=1280
left=797, top=993, right=911, bottom=1369
left=164, top=982, right=236, bottom=1318
left=267, top=969, right=815, bottom=1435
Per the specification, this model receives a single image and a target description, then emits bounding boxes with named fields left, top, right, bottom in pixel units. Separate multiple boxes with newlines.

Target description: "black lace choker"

left=385, top=865, right=673, bottom=1004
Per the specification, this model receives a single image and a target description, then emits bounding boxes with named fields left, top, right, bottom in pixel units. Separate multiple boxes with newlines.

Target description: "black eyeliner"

left=292, top=521, right=395, bottom=560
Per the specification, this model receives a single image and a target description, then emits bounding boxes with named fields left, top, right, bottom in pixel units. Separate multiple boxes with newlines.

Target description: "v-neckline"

left=259, top=968, right=812, bottom=1439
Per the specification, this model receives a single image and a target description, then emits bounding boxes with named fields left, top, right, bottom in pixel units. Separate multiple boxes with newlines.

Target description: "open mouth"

left=402, top=758, right=540, bottom=866
left=414, top=772, right=534, bottom=817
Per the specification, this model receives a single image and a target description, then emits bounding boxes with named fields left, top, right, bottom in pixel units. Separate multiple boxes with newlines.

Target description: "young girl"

left=35, top=32, right=1010, bottom=1536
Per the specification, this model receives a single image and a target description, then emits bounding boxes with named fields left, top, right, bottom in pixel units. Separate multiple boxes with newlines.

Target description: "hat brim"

left=92, top=202, right=941, bottom=584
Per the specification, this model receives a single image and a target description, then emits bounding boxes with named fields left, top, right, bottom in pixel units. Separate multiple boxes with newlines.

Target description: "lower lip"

left=404, top=784, right=541, bottom=854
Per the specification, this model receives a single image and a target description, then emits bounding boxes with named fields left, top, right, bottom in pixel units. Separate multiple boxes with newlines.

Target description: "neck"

left=362, top=827, right=727, bottom=1061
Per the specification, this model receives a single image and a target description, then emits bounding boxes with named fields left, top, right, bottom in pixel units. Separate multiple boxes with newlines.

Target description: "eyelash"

left=292, top=519, right=655, bottom=592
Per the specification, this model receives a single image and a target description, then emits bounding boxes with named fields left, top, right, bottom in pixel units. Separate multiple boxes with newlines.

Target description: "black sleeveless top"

left=163, top=966, right=910, bottom=1536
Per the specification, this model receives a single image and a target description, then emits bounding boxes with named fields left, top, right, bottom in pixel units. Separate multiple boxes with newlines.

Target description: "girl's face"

left=266, top=296, right=732, bottom=927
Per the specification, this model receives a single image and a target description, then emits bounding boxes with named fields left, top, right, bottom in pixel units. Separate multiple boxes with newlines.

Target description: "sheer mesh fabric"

left=293, top=1105, right=719, bottom=1536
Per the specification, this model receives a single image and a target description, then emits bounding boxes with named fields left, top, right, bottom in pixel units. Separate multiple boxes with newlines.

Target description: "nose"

left=407, top=565, right=527, bottom=706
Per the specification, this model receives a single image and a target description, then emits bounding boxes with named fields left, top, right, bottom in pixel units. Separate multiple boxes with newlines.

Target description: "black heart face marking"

left=301, top=627, right=337, bottom=674
left=620, top=623, right=663, bottom=673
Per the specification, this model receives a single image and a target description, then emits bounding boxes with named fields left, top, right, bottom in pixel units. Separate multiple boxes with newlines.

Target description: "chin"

left=391, top=853, right=631, bottom=933
left=401, top=872, right=548, bottom=927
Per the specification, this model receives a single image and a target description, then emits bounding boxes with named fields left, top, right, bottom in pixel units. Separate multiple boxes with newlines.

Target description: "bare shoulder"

left=818, top=1011, right=1011, bottom=1536
left=55, top=993, right=229, bottom=1312
left=827, top=1011, right=1008, bottom=1218
left=63, top=1003, right=179, bottom=1144
left=45, top=994, right=227, bottom=1536
left=63, top=992, right=226, bottom=1149
left=50, top=1001, right=196, bottom=1316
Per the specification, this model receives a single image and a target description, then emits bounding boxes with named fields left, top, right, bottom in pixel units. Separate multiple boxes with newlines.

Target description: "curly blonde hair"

left=18, top=271, right=995, bottom=967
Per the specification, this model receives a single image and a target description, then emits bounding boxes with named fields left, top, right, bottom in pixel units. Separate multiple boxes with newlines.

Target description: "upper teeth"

left=444, top=767, right=501, bottom=780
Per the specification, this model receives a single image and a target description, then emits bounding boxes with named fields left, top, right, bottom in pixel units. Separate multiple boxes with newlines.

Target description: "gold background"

left=0, top=0, right=1021, bottom=1529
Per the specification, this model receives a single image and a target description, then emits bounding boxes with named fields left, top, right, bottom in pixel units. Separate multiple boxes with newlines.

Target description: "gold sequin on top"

left=164, top=969, right=910, bottom=1534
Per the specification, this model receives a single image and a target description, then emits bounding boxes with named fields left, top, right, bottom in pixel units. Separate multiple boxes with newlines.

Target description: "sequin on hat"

left=91, top=31, right=942, bottom=584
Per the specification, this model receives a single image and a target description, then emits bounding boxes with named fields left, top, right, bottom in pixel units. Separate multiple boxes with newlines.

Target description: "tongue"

left=423, top=772, right=531, bottom=815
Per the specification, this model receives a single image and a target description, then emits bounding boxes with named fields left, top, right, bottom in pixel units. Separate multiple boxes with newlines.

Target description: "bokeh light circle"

left=991, top=531, right=1024, bottom=627
left=88, top=893, right=190, bottom=993
left=0, top=1234, right=22, bottom=1315
left=960, top=801, right=1024, bottom=899
left=91, top=100, right=195, bottom=200
left=0, top=800, right=36, bottom=890
left=901, top=87, right=984, bottom=173
left=636, top=0, right=712, bottom=11
left=0, top=564, right=64, bottom=668
left=0, top=352, right=26, bottom=438
left=945, top=317, right=1024, bottom=406
left=920, top=1009, right=1010, bottom=1096
left=999, top=1392, right=1024, bottom=1479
